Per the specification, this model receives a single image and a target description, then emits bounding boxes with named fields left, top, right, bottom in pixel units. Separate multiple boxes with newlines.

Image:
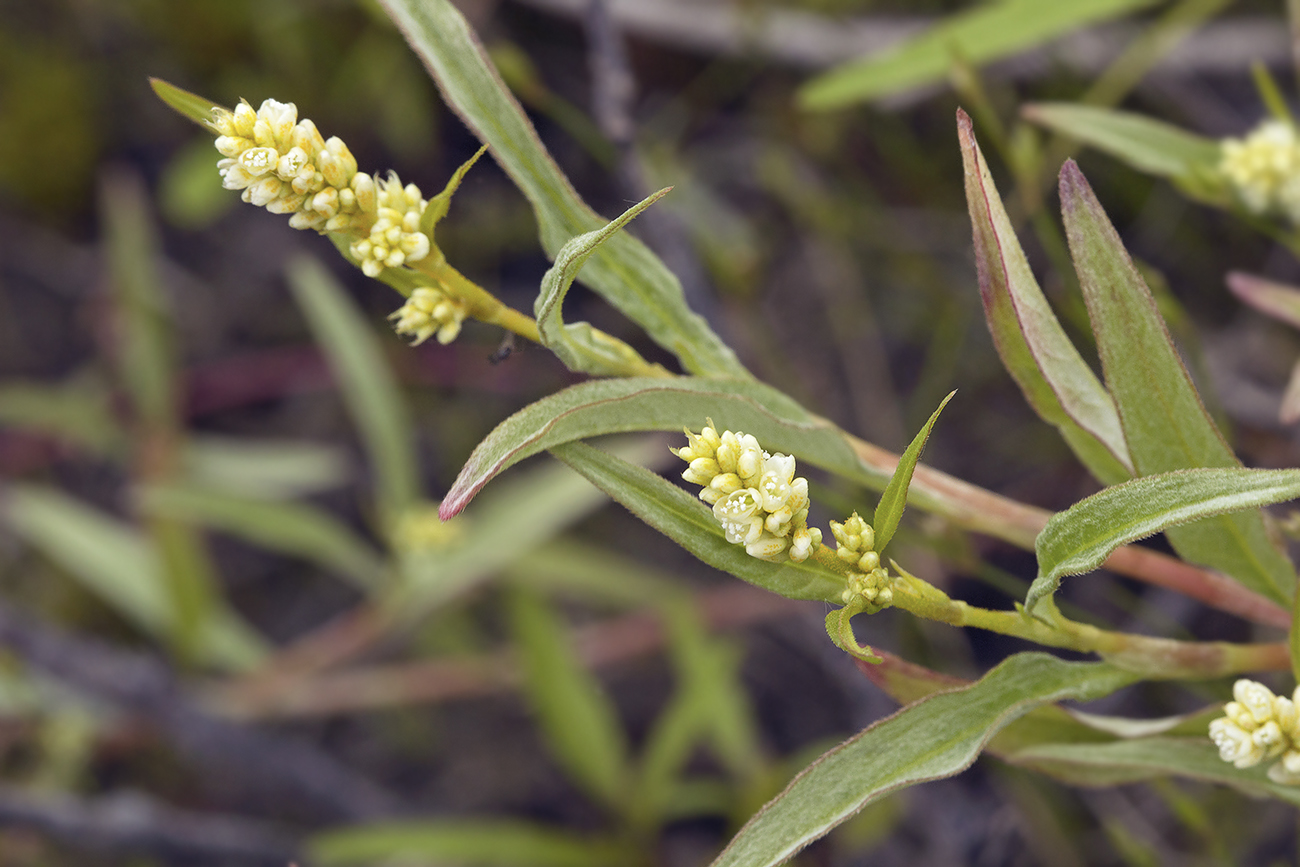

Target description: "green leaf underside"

left=874, top=391, right=954, bottom=553
left=149, top=77, right=227, bottom=129
left=709, top=654, right=1135, bottom=867
left=1023, top=103, right=1220, bottom=179
left=535, top=189, right=670, bottom=376
left=1060, top=162, right=1296, bottom=605
left=510, top=590, right=629, bottom=808
left=286, top=257, right=419, bottom=523
left=1, top=485, right=265, bottom=669
left=376, top=0, right=747, bottom=379
left=440, top=377, right=884, bottom=519
left=1006, top=738, right=1300, bottom=803
left=550, top=442, right=845, bottom=603
left=1227, top=272, right=1300, bottom=331
left=958, top=111, right=1132, bottom=484
left=310, top=820, right=626, bottom=867
left=799, top=0, right=1160, bottom=109
left=1029, top=468, right=1300, bottom=614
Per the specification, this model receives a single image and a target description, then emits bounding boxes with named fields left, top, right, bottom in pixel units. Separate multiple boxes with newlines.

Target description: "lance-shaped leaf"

left=958, top=111, right=1132, bottom=483
left=535, top=190, right=670, bottom=377
left=375, top=0, right=747, bottom=379
left=440, top=377, right=880, bottom=520
left=149, top=77, right=227, bottom=129
left=799, top=0, right=1160, bottom=110
left=1005, top=738, right=1300, bottom=802
left=419, top=144, right=488, bottom=240
left=1060, top=162, right=1297, bottom=605
left=1227, top=272, right=1300, bottom=331
left=550, top=442, right=846, bottom=603
left=1028, top=468, right=1300, bottom=614
left=873, top=392, right=954, bottom=553
left=1023, top=103, right=1221, bottom=181
left=708, top=653, right=1135, bottom=867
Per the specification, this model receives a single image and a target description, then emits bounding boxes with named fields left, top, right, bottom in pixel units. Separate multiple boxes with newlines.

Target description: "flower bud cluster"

left=1209, top=679, right=1300, bottom=784
left=390, top=286, right=469, bottom=346
left=211, top=99, right=381, bottom=234
left=673, top=421, right=823, bottom=563
left=349, top=173, right=432, bottom=278
left=829, top=512, right=892, bottom=606
left=1219, top=119, right=1300, bottom=225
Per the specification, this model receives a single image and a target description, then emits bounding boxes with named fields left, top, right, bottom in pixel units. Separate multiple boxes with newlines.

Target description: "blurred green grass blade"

left=102, top=172, right=176, bottom=429
left=511, top=541, right=690, bottom=609
left=2, top=485, right=265, bottom=670
left=387, top=439, right=665, bottom=622
left=1028, top=468, right=1300, bottom=615
left=509, top=588, right=630, bottom=810
left=286, top=256, right=419, bottom=524
left=149, top=515, right=222, bottom=664
left=1006, top=738, right=1300, bottom=802
left=535, top=189, right=670, bottom=376
left=138, top=483, right=387, bottom=592
left=708, top=654, right=1135, bottom=867
left=550, top=442, right=845, bottom=603
left=0, top=380, right=124, bottom=455
left=873, top=391, right=953, bottom=554
left=183, top=436, right=349, bottom=499
left=440, top=377, right=881, bottom=520
left=311, top=820, right=628, bottom=867
left=800, top=0, right=1161, bottom=110
left=1227, top=272, right=1300, bottom=331
left=374, top=0, right=748, bottom=379
left=1060, top=162, right=1297, bottom=604
left=148, top=77, right=226, bottom=129
left=958, top=111, right=1132, bottom=484
left=1023, top=103, right=1220, bottom=179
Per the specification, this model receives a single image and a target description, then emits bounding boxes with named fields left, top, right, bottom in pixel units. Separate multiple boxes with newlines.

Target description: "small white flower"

left=389, top=286, right=469, bottom=346
left=1210, top=717, right=1264, bottom=768
left=1220, top=120, right=1300, bottom=224
left=1234, top=679, right=1278, bottom=725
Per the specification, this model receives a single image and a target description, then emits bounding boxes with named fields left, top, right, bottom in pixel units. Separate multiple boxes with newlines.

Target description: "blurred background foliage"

left=1, top=0, right=1300, bottom=864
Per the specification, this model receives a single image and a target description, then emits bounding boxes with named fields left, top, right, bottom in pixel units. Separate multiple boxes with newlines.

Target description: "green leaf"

left=958, top=110, right=1132, bottom=483
left=708, top=653, right=1135, bottom=867
left=1060, top=161, right=1296, bottom=604
left=535, top=189, right=671, bottom=376
left=1023, top=103, right=1220, bottom=180
left=374, top=0, right=747, bottom=378
left=102, top=172, right=176, bottom=429
left=873, top=392, right=953, bottom=553
left=137, top=483, right=387, bottom=592
left=799, top=0, right=1161, bottom=110
left=1029, top=468, right=1300, bottom=614
left=148, top=77, right=226, bottom=129
left=0, top=379, right=124, bottom=455
left=419, top=143, right=488, bottom=240
left=286, top=256, right=419, bottom=524
left=1, top=485, right=265, bottom=670
left=311, top=819, right=627, bottom=867
left=1005, top=737, right=1300, bottom=802
left=441, top=377, right=881, bottom=520
left=183, top=436, right=349, bottom=499
left=550, top=442, right=847, bottom=604
left=1227, top=271, right=1300, bottom=331
left=509, top=589, right=630, bottom=809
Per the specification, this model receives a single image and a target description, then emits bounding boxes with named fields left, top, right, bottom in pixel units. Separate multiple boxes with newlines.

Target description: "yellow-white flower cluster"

left=674, top=422, right=822, bottom=563
left=829, top=512, right=893, bottom=607
left=1219, top=119, right=1300, bottom=225
left=390, top=286, right=469, bottom=346
left=209, top=98, right=434, bottom=277
left=1209, top=679, right=1300, bottom=784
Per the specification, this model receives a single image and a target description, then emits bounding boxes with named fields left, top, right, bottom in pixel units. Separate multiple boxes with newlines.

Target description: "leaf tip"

left=956, top=107, right=974, bottom=144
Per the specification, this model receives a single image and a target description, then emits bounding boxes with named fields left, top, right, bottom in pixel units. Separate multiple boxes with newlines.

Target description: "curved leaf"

left=1023, top=103, right=1220, bottom=180
left=709, top=653, right=1135, bottom=867
left=1061, top=162, right=1297, bottom=605
left=874, top=391, right=953, bottom=553
left=549, top=442, right=845, bottom=603
left=958, top=110, right=1132, bottom=483
left=1029, top=468, right=1300, bottom=614
left=440, top=377, right=882, bottom=520
left=536, top=189, right=670, bottom=376
left=149, top=77, right=226, bottom=129
left=1227, top=271, right=1300, bottom=331
left=375, top=0, right=747, bottom=379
